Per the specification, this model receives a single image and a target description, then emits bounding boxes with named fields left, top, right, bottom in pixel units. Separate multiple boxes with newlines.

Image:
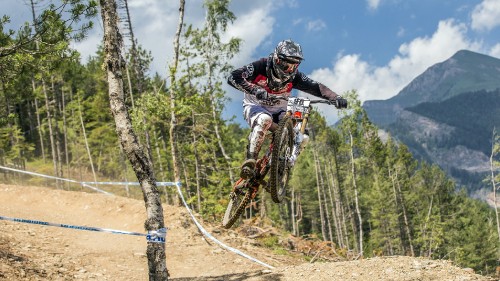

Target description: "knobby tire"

left=222, top=180, right=252, bottom=229
left=269, top=116, right=294, bottom=203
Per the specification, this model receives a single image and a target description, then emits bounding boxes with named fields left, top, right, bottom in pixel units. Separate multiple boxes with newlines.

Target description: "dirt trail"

left=0, top=184, right=496, bottom=281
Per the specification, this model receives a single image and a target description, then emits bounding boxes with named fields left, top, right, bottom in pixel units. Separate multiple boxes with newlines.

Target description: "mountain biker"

left=227, top=39, right=348, bottom=180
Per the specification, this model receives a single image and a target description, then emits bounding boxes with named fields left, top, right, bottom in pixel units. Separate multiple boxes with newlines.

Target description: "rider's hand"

left=251, top=87, right=269, bottom=100
left=333, top=96, right=348, bottom=109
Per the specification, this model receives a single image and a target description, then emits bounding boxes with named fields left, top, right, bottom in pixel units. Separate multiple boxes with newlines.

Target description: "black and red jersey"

left=228, top=57, right=337, bottom=113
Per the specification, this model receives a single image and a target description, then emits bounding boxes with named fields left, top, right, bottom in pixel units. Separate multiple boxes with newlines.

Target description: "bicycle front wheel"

left=269, top=116, right=294, bottom=203
left=222, top=179, right=252, bottom=229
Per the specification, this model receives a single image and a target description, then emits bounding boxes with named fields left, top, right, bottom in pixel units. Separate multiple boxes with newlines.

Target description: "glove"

left=333, top=96, right=348, bottom=109
left=251, top=87, right=269, bottom=100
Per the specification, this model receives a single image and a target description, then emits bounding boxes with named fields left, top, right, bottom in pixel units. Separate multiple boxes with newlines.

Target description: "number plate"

left=287, top=97, right=310, bottom=119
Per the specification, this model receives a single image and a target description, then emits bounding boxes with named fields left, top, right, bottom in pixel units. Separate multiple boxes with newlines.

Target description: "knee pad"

left=248, top=113, right=272, bottom=158
left=253, top=113, right=273, bottom=130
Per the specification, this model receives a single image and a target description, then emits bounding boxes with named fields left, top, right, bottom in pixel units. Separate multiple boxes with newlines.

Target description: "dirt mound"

left=0, top=184, right=495, bottom=280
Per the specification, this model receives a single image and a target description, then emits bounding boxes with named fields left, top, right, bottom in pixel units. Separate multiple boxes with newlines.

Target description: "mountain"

left=363, top=50, right=500, bottom=192
left=364, top=50, right=500, bottom=126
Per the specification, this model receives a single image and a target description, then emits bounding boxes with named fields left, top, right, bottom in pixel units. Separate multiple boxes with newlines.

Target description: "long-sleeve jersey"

left=227, top=57, right=338, bottom=114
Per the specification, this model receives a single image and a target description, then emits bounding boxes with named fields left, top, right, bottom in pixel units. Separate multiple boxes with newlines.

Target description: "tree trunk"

left=191, top=111, right=202, bottom=212
left=291, top=185, right=297, bottom=236
left=99, top=0, right=168, bottom=279
left=313, top=149, right=327, bottom=240
left=295, top=193, right=303, bottom=236
left=209, top=97, right=234, bottom=182
left=51, top=77, right=63, bottom=182
left=77, top=92, right=98, bottom=184
left=42, top=79, right=59, bottom=186
left=62, top=87, right=70, bottom=184
left=349, top=130, right=363, bottom=256
left=168, top=0, right=186, bottom=207
left=153, top=129, right=168, bottom=202
left=329, top=154, right=349, bottom=249
left=326, top=161, right=342, bottom=247
left=390, top=166, right=415, bottom=256
left=260, top=191, right=268, bottom=220
left=159, top=127, right=173, bottom=205
left=32, top=80, right=46, bottom=162
left=423, top=194, right=434, bottom=257
left=319, top=161, right=334, bottom=242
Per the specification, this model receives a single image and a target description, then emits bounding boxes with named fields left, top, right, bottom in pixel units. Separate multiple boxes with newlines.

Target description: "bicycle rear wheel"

left=222, top=179, right=252, bottom=229
left=269, top=116, right=294, bottom=203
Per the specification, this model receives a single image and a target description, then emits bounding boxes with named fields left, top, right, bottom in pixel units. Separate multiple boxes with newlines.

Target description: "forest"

left=1, top=0, right=499, bottom=277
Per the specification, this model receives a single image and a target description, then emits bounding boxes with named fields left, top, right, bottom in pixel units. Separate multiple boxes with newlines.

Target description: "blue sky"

left=2, top=0, right=500, bottom=124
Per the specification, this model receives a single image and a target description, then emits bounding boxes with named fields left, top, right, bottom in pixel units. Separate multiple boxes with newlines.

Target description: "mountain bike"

left=222, top=96, right=336, bottom=229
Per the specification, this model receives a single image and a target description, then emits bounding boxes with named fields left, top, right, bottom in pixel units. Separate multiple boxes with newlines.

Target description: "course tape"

left=0, top=215, right=167, bottom=243
left=0, top=165, right=273, bottom=268
left=0, top=166, right=112, bottom=195
left=174, top=182, right=275, bottom=269
left=80, top=181, right=178, bottom=186
left=0, top=165, right=179, bottom=193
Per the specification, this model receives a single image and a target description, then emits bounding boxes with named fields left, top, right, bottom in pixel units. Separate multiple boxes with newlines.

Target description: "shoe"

left=240, top=159, right=256, bottom=179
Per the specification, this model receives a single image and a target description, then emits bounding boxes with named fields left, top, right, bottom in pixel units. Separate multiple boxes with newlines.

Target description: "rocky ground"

left=0, top=183, right=497, bottom=281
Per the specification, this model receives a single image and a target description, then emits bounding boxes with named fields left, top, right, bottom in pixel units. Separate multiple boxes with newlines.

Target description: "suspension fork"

left=300, top=112, right=309, bottom=134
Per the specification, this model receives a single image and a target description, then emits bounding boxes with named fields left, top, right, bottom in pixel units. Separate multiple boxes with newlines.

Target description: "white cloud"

left=73, top=0, right=274, bottom=77
left=367, top=0, right=381, bottom=10
left=309, top=19, right=482, bottom=104
left=471, top=0, right=500, bottom=31
left=307, top=19, right=327, bottom=32
left=72, top=0, right=207, bottom=76
left=223, top=6, right=275, bottom=67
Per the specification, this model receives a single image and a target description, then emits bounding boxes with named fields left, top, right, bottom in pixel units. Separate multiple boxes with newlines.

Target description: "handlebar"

left=268, top=96, right=336, bottom=105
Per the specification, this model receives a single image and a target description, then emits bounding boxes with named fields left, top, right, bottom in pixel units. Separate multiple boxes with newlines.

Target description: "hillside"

left=364, top=50, right=500, bottom=126
left=390, top=89, right=500, bottom=182
left=362, top=50, right=500, bottom=191
left=0, top=184, right=495, bottom=281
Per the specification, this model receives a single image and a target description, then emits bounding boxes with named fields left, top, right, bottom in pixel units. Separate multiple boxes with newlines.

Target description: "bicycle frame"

left=222, top=96, right=335, bottom=228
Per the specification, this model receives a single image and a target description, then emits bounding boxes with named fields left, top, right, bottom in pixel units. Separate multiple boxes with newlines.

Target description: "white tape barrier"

left=80, top=181, right=178, bottom=186
left=0, top=165, right=179, bottom=193
left=0, top=165, right=112, bottom=195
left=0, top=165, right=274, bottom=269
left=174, top=183, right=275, bottom=269
left=0, top=215, right=167, bottom=243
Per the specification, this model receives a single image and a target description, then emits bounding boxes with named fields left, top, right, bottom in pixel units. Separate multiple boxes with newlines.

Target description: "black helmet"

left=267, top=39, right=304, bottom=91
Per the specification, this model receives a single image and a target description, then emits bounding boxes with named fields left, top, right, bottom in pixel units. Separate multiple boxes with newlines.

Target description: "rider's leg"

left=241, top=109, right=273, bottom=179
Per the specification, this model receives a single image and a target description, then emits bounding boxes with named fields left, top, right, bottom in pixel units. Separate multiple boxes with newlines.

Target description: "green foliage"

left=0, top=124, right=35, bottom=163
left=444, top=191, right=498, bottom=273
left=261, top=235, right=280, bottom=248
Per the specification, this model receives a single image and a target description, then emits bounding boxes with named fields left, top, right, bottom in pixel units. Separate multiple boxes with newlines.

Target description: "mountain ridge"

left=363, top=50, right=500, bottom=191
left=364, top=50, right=500, bottom=126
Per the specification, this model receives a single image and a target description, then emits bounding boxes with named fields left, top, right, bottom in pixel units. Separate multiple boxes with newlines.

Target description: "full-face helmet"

left=267, top=39, right=304, bottom=91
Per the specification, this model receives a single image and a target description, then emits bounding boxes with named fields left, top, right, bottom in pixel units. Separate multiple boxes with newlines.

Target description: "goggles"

left=276, top=55, right=301, bottom=73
